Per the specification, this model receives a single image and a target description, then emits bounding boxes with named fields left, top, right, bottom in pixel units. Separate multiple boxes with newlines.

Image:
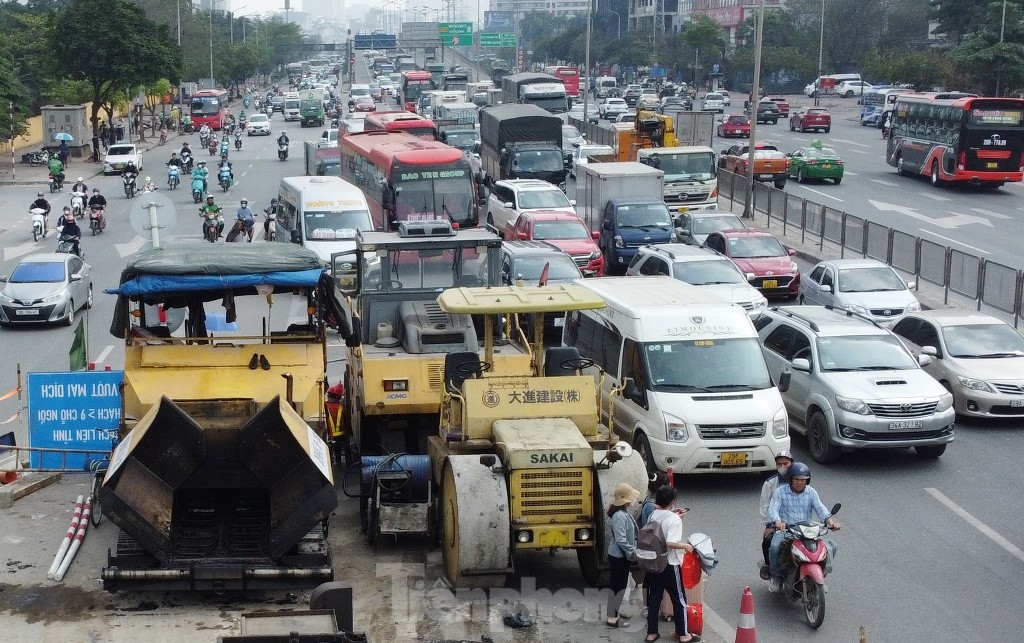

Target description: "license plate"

left=720, top=452, right=747, bottom=467
left=987, top=162, right=998, bottom=169
left=822, top=164, right=832, bottom=169
left=759, top=174, right=773, bottom=180
left=889, top=420, right=924, bottom=429
left=676, top=206, right=690, bottom=213
left=553, top=317, right=564, bottom=327
left=1011, top=399, right=1024, bottom=408
left=15, top=309, right=39, bottom=316
left=762, top=280, right=778, bottom=289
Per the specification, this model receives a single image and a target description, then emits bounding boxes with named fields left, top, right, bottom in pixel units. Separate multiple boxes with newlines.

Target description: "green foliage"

left=862, top=49, right=953, bottom=91
left=0, top=55, right=30, bottom=139
left=948, top=1, right=1024, bottom=94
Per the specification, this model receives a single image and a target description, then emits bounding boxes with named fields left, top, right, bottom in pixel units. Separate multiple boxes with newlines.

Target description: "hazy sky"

left=224, top=0, right=484, bottom=24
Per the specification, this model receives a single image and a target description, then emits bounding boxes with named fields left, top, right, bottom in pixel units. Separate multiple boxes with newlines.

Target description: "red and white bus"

left=339, top=131, right=481, bottom=230
left=400, top=71, right=434, bottom=112
left=189, top=88, right=230, bottom=130
left=363, top=111, right=438, bottom=141
left=544, top=66, right=580, bottom=97
left=886, top=93, right=1024, bottom=187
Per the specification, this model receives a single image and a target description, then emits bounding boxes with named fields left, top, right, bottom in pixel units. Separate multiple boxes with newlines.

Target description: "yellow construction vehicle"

left=425, top=284, right=649, bottom=588
left=603, top=109, right=678, bottom=162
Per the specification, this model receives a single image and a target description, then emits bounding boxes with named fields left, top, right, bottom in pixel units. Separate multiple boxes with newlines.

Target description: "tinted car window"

left=763, top=324, right=798, bottom=359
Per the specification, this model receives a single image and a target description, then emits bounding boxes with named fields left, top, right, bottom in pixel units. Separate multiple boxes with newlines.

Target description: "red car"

left=703, top=229, right=799, bottom=299
left=766, top=97, right=790, bottom=117
left=353, top=96, right=376, bottom=112
left=790, top=107, right=831, bottom=133
left=504, top=210, right=604, bottom=276
left=717, top=114, right=751, bottom=138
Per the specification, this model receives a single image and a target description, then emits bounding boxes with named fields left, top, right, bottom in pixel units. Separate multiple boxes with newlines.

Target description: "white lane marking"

left=831, top=138, right=871, bottom=148
left=926, top=488, right=1024, bottom=564
left=843, top=171, right=858, bottom=176
left=798, top=186, right=843, bottom=203
left=115, top=235, right=149, bottom=257
left=871, top=179, right=898, bottom=187
left=920, top=193, right=951, bottom=202
left=95, top=345, right=114, bottom=365
left=918, top=229, right=991, bottom=254
left=971, top=207, right=1011, bottom=220
left=845, top=149, right=867, bottom=155
left=703, top=603, right=736, bottom=641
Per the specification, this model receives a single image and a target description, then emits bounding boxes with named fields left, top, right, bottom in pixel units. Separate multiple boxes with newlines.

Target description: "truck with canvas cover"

left=425, top=284, right=648, bottom=588
left=478, top=104, right=566, bottom=186
left=99, top=243, right=350, bottom=591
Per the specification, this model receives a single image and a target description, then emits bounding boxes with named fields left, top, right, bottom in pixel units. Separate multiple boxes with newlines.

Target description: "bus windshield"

left=404, top=81, right=431, bottom=101
left=304, top=210, right=373, bottom=241
left=646, top=151, right=716, bottom=181
left=644, top=338, right=773, bottom=391
left=191, top=97, right=222, bottom=115
left=394, top=176, right=476, bottom=224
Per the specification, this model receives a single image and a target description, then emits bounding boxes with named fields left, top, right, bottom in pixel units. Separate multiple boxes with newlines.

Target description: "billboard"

left=484, top=11, right=515, bottom=31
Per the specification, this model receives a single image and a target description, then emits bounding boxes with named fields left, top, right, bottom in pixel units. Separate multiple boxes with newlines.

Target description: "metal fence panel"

left=865, top=222, right=890, bottom=261
left=980, top=261, right=1019, bottom=314
left=891, top=231, right=917, bottom=275
left=805, top=202, right=824, bottom=246
left=822, top=206, right=844, bottom=246
left=770, top=188, right=787, bottom=224
left=753, top=181, right=771, bottom=217
left=843, top=214, right=865, bottom=256
left=948, top=249, right=980, bottom=299
left=919, top=239, right=948, bottom=287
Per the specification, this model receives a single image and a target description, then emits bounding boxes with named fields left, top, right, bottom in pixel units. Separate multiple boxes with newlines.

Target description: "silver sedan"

left=0, top=253, right=93, bottom=326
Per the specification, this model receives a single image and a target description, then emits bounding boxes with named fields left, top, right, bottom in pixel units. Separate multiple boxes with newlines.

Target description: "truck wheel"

left=774, top=177, right=787, bottom=189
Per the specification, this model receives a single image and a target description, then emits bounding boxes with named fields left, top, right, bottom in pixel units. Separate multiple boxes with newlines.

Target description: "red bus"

left=400, top=71, right=434, bottom=112
left=544, top=66, right=580, bottom=97
left=363, top=111, right=438, bottom=141
left=339, top=131, right=480, bottom=230
left=886, top=93, right=1024, bottom=187
left=189, top=88, right=230, bottom=130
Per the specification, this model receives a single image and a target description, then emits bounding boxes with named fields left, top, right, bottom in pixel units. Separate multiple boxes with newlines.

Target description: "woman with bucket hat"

left=605, top=482, right=641, bottom=629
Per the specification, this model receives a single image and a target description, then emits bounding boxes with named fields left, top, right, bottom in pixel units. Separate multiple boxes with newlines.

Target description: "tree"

left=48, top=0, right=181, bottom=150
left=143, top=79, right=173, bottom=134
left=949, top=2, right=1024, bottom=95
left=0, top=55, right=30, bottom=140
left=931, top=0, right=991, bottom=44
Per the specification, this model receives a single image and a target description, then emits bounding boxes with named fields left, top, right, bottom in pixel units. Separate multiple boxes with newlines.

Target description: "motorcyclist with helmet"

left=766, top=462, right=841, bottom=593
left=142, top=176, right=158, bottom=192
left=194, top=160, right=210, bottom=192
left=70, top=176, right=89, bottom=197
left=199, top=123, right=212, bottom=146
left=87, top=187, right=106, bottom=211
left=199, top=194, right=225, bottom=237
left=759, top=450, right=794, bottom=580
left=277, top=131, right=289, bottom=147
left=263, top=197, right=279, bottom=240
left=58, top=207, right=82, bottom=257
left=218, top=155, right=234, bottom=185
left=31, top=192, right=52, bottom=231
left=230, top=198, right=256, bottom=242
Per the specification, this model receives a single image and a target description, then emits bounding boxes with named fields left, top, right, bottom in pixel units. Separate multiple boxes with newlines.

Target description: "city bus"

left=339, top=131, right=480, bottom=230
left=544, top=66, right=581, bottom=97
left=363, top=111, right=438, bottom=140
left=400, top=71, right=434, bottom=112
left=189, top=88, right=229, bottom=130
left=886, top=94, right=1024, bottom=188
left=859, top=86, right=912, bottom=127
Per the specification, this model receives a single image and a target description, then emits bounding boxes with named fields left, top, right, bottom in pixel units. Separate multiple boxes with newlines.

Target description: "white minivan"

left=565, top=276, right=791, bottom=473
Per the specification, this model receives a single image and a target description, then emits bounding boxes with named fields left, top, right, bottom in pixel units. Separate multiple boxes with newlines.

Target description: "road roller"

left=425, top=284, right=649, bottom=588
left=99, top=243, right=348, bottom=591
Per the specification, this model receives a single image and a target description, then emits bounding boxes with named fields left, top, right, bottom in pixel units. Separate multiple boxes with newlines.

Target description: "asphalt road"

left=1, top=65, right=1023, bottom=642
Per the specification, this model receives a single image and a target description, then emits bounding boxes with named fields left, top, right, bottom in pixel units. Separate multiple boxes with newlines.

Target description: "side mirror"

left=70, top=274, right=83, bottom=282
left=907, top=280, right=916, bottom=289
left=592, top=231, right=600, bottom=240
left=290, top=229, right=302, bottom=244
left=569, top=199, right=577, bottom=206
left=777, top=369, right=792, bottom=393
left=830, top=503, right=841, bottom=516
left=746, top=272, right=756, bottom=280
left=818, top=282, right=832, bottom=293
left=921, top=345, right=938, bottom=357
left=917, top=354, right=933, bottom=367
left=0, top=276, right=6, bottom=283
left=622, top=377, right=642, bottom=402
left=791, top=358, right=811, bottom=372
left=787, top=248, right=797, bottom=256
left=503, top=201, right=513, bottom=209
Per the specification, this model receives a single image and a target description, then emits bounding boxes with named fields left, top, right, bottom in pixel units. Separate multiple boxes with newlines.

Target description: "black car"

left=661, top=97, right=692, bottom=113
left=496, top=241, right=583, bottom=342
left=746, top=100, right=780, bottom=124
left=623, top=88, right=642, bottom=108
left=270, top=95, right=286, bottom=113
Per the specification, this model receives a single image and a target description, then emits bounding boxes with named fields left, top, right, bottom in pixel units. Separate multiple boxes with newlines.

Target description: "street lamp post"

left=176, top=0, right=181, bottom=46
left=584, top=0, right=592, bottom=119
left=231, top=6, right=248, bottom=45
left=996, top=0, right=1008, bottom=96
left=814, top=0, right=824, bottom=107
left=598, top=8, right=621, bottom=39
left=742, top=0, right=766, bottom=220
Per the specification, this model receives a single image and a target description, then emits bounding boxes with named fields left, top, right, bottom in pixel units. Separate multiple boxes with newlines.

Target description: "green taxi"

left=786, top=140, right=844, bottom=184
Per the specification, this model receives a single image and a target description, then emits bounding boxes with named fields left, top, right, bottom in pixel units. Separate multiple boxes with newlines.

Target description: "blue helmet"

left=788, top=462, right=811, bottom=481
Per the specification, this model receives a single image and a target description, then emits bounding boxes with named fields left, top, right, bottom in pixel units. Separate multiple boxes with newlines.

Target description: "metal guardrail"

left=717, top=169, right=1024, bottom=328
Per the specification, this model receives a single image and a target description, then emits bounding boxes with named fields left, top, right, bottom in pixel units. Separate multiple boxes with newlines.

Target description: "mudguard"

left=799, top=562, right=826, bottom=585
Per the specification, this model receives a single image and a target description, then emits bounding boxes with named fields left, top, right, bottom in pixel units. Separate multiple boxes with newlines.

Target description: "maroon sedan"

left=790, top=107, right=831, bottom=133
left=704, top=229, right=800, bottom=299
left=717, top=114, right=751, bottom=138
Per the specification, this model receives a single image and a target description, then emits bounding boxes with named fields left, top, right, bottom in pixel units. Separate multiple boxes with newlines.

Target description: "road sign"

left=353, top=34, right=397, bottom=50
left=27, top=371, right=124, bottom=468
left=480, top=32, right=517, bottom=48
left=439, top=22, right=473, bottom=46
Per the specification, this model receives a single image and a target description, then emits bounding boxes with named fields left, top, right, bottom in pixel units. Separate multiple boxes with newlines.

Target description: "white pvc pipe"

left=53, top=499, right=91, bottom=582
left=48, top=495, right=83, bottom=580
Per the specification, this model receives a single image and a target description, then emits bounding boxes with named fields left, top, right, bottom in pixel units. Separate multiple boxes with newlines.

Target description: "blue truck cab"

left=600, top=197, right=675, bottom=273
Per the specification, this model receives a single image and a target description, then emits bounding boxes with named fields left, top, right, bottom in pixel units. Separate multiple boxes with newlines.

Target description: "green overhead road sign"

left=439, top=22, right=473, bottom=46
left=480, top=32, right=517, bottom=48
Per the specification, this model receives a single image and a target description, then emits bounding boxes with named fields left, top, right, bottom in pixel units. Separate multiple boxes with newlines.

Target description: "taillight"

left=1019, top=152, right=1024, bottom=172
left=957, top=150, right=966, bottom=171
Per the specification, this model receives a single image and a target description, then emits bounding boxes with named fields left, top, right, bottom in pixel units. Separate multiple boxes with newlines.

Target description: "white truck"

left=636, top=146, right=718, bottom=209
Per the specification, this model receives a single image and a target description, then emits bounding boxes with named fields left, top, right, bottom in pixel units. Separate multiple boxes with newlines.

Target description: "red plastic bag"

left=687, top=603, right=703, bottom=635
left=682, top=551, right=702, bottom=589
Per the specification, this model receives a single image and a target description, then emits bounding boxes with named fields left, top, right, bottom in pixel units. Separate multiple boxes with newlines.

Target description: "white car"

left=319, top=128, right=339, bottom=148
left=799, top=258, right=920, bottom=326
left=701, top=93, right=725, bottom=113
left=836, top=80, right=873, bottom=98
left=485, top=179, right=577, bottom=233
left=569, top=144, right=614, bottom=179
left=103, top=144, right=143, bottom=175
left=599, top=98, right=628, bottom=120
left=246, top=113, right=271, bottom=136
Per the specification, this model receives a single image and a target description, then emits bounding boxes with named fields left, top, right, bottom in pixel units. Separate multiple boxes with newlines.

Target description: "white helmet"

left=145, top=176, right=151, bottom=182
left=77, top=177, right=84, bottom=182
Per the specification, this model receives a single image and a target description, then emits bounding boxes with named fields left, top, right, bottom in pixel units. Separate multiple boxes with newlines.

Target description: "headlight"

left=906, top=301, right=922, bottom=312
left=753, top=297, right=768, bottom=310
left=590, top=250, right=601, bottom=260
left=41, top=293, right=65, bottom=304
left=772, top=407, right=789, bottom=438
left=845, top=304, right=868, bottom=315
left=957, top=376, right=995, bottom=393
left=664, top=413, right=689, bottom=443
left=936, top=392, right=955, bottom=412
left=790, top=262, right=799, bottom=273
left=835, top=395, right=871, bottom=415
left=0, top=293, right=13, bottom=304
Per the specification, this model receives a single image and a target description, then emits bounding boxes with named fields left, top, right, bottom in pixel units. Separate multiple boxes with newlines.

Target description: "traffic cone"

left=735, top=586, right=757, bottom=643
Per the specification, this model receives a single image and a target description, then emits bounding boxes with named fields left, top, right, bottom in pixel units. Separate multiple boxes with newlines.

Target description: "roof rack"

left=772, top=307, right=820, bottom=332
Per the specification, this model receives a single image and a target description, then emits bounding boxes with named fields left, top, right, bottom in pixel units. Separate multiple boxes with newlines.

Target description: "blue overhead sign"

left=484, top=11, right=515, bottom=30
left=353, top=34, right=398, bottom=50
left=27, top=371, right=123, bottom=468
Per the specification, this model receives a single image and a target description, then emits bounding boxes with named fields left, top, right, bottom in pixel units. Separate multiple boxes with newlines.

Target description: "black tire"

left=90, top=472, right=104, bottom=527
left=797, top=168, right=805, bottom=184
left=33, top=229, right=39, bottom=243
left=808, top=411, right=841, bottom=464
left=634, top=433, right=657, bottom=473
left=774, top=177, right=787, bottom=189
left=790, top=120, right=795, bottom=131
left=824, top=127, right=830, bottom=133
left=804, top=578, right=825, bottom=629
left=930, top=162, right=941, bottom=187
left=577, top=546, right=610, bottom=588
left=833, top=177, right=842, bottom=185
left=85, top=285, right=93, bottom=310
left=915, top=444, right=946, bottom=459
left=896, top=155, right=909, bottom=176
left=64, top=300, right=75, bottom=327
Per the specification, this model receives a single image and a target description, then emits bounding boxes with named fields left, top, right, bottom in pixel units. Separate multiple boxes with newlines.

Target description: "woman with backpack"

left=605, top=483, right=641, bottom=629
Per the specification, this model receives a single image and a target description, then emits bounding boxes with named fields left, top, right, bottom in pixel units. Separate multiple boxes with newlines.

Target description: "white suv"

left=485, top=179, right=577, bottom=233
left=754, top=306, right=955, bottom=463
left=836, top=80, right=873, bottom=98
left=599, top=98, right=628, bottom=120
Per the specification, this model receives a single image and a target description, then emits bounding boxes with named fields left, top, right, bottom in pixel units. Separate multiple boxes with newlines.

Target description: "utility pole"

left=815, top=0, right=824, bottom=107
left=584, top=0, right=592, bottom=119
left=996, top=0, right=1008, bottom=96
left=742, top=0, right=766, bottom=220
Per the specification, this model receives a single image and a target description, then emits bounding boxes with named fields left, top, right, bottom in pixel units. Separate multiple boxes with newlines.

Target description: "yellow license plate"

left=762, top=280, right=778, bottom=289
left=822, top=164, right=832, bottom=169
left=987, top=162, right=998, bottom=169
left=721, top=452, right=747, bottom=467
left=676, top=206, right=690, bottom=213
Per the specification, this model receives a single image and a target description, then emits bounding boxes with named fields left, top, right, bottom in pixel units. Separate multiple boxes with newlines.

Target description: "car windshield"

left=692, top=215, right=744, bottom=235
left=727, top=235, right=786, bottom=258
left=351, top=87, right=369, bottom=97
left=108, top=146, right=135, bottom=156
left=838, top=266, right=906, bottom=292
left=674, top=259, right=745, bottom=285
left=941, top=323, right=1024, bottom=358
left=816, top=335, right=918, bottom=371
left=705, top=94, right=722, bottom=101
left=645, top=338, right=773, bottom=391
left=517, top=190, right=572, bottom=209
left=363, top=245, right=492, bottom=290
left=807, top=109, right=829, bottom=116
left=304, top=210, right=373, bottom=241
left=514, top=255, right=582, bottom=281
left=562, top=126, right=582, bottom=139
left=9, top=261, right=65, bottom=283
left=804, top=148, right=839, bottom=159
left=443, top=131, right=477, bottom=148
left=615, top=203, right=672, bottom=227
left=250, top=115, right=268, bottom=123
left=532, top=220, right=590, bottom=240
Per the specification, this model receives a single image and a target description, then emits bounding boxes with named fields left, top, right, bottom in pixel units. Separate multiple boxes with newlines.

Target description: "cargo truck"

left=304, top=141, right=341, bottom=176
left=500, top=72, right=570, bottom=114
left=577, top=162, right=675, bottom=274
left=636, top=146, right=718, bottom=208
left=478, top=104, right=566, bottom=187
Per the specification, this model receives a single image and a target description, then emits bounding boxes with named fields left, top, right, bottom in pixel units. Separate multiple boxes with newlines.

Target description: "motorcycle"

left=265, top=105, right=273, bottom=117
left=167, top=165, right=181, bottom=190
left=71, top=191, right=86, bottom=219
left=48, top=173, right=63, bottom=193
left=123, top=174, right=137, bottom=198
left=208, top=137, right=218, bottom=156
left=199, top=131, right=210, bottom=148
left=30, top=207, right=47, bottom=242
left=56, top=231, right=81, bottom=257
left=191, top=176, right=204, bottom=203
left=278, top=142, right=288, bottom=162
left=89, top=207, right=106, bottom=236
left=240, top=119, right=247, bottom=132
left=219, top=141, right=230, bottom=157
left=234, top=133, right=242, bottom=150
left=200, top=211, right=221, bottom=243
left=180, top=151, right=194, bottom=173
left=264, top=209, right=277, bottom=242
left=769, top=504, right=841, bottom=629
left=27, top=150, right=49, bottom=166
left=218, top=168, right=232, bottom=193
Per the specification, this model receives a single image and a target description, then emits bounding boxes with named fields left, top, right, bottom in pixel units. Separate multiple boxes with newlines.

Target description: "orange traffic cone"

left=735, top=586, right=757, bottom=643
left=0, top=471, right=17, bottom=484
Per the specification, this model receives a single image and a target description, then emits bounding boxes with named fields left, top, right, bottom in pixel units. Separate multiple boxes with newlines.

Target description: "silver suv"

left=754, top=306, right=954, bottom=463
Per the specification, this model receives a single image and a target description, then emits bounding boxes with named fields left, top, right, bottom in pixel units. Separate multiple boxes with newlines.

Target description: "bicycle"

left=86, top=435, right=119, bottom=527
